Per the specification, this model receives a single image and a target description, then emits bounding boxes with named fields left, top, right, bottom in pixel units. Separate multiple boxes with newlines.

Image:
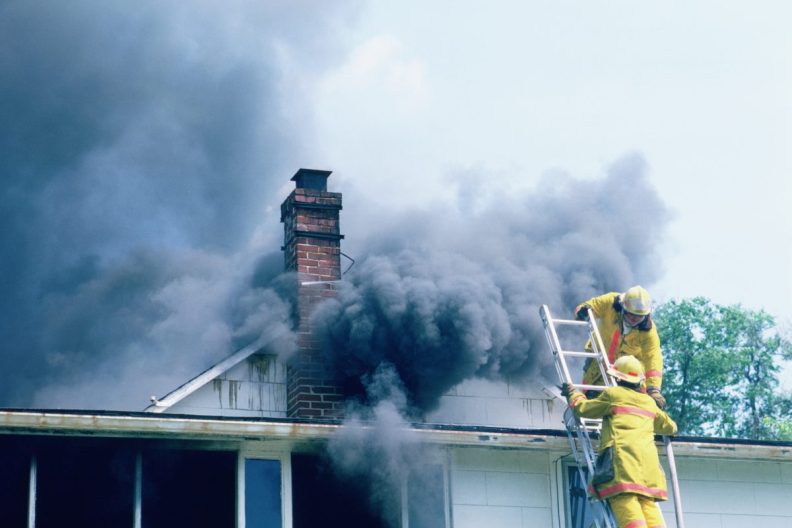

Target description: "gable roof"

left=145, top=342, right=263, bottom=414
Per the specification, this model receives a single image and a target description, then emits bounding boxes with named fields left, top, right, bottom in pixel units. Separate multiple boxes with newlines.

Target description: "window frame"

left=556, top=454, right=600, bottom=528
left=400, top=448, right=451, bottom=528
left=238, top=445, right=292, bottom=528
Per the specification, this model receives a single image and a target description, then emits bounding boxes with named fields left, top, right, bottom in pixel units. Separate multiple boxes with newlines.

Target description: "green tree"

left=654, top=297, right=792, bottom=440
left=763, top=399, right=792, bottom=441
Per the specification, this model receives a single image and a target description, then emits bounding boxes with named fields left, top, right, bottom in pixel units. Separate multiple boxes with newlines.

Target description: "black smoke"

left=314, top=153, right=671, bottom=414
left=0, top=1, right=356, bottom=408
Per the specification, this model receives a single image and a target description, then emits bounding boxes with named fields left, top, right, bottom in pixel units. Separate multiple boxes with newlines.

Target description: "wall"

left=662, top=456, right=792, bottom=528
left=3, top=418, right=792, bottom=528
left=168, top=354, right=287, bottom=417
left=447, top=446, right=792, bottom=528
left=450, top=447, right=561, bottom=528
left=427, top=379, right=565, bottom=430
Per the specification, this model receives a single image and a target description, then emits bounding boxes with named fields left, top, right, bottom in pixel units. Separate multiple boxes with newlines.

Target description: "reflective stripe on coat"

left=577, top=292, right=663, bottom=391
left=567, top=385, right=677, bottom=502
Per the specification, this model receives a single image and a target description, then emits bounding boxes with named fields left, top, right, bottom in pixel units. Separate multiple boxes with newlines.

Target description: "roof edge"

left=0, top=409, right=791, bottom=460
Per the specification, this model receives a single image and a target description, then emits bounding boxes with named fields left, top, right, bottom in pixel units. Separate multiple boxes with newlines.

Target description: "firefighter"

left=576, top=286, right=666, bottom=409
left=562, top=356, right=678, bottom=528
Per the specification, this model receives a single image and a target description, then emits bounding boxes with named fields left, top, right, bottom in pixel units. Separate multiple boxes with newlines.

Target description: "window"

left=291, top=453, right=449, bottom=528
left=406, top=464, right=447, bottom=528
left=291, top=453, right=389, bottom=528
left=36, top=440, right=135, bottom=528
left=0, top=437, right=30, bottom=527
left=0, top=435, right=249, bottom=528
left=564, top=464, right=595, bottom=528
left=562, top=462, right=616, bottom=528
left=245, top=458, right=282, bottom=527
left=142, top=448, right=236, bottom=528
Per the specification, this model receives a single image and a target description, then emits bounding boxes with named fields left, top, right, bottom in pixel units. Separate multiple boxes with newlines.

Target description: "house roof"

left=144, top=341, right=267, bottom=414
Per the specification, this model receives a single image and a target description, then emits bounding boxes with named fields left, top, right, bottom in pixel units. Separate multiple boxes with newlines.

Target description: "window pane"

left=245, top=459, right=282, bottom=528
left=36, top=441, right=135, bottom=528
left=291, top=453, right=389, bottom=528
left=142, top=449, right=236, bottom=528
left=408, top=464, right=446, bottom=528
left=566, top=466, right=595, bottom=528
left=0, top=437, right=30, bottom=527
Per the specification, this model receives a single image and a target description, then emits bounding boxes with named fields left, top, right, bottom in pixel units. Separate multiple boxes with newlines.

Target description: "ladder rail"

left=664, top=436, right=686, bottom=528
left=540, top=305, right=576, bottom=386
left=566, top=414, right=614, bottom=528
left=583, top=309, right=614, bottom=391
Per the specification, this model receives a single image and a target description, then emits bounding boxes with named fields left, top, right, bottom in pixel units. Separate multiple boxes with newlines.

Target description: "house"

left=1, top=169, right=791, bottom=527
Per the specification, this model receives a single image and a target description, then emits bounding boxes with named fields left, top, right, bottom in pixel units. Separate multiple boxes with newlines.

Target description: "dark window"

left=36, top=441, right=135, bottom=528
left=566, top=465, right=595, bottom=528
left=291, top=453, right=389, bottom=528
left=142, top=449, right=236, bottom=528
left=0, top=437, right=30, bottom=528
left=245, top=458, right=282, bottom=527
left=407, top=464, right=446, bottom=528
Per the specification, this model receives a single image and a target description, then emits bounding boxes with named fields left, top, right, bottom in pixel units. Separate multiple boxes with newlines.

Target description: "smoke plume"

left=326, top=364, right=422, bottom=527
left=315, top=153, right=670, bottom=414
left=1, top=3, right=670, bottom=526
left=318, top=154, right=670, bottom=527
left=0, top=1, right=355, bottom=408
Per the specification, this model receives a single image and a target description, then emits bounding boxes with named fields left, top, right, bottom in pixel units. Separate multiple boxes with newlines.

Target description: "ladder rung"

left=580, top=425, right=603, bottom=434
left=548, top=318, right=589, bottom=327
left=574, top=384, right=608, bottom=392
left=558, top=350, right=600, bottom=358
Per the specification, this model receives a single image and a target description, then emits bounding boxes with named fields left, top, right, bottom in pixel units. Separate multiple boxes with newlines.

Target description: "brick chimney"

left=281, top=169, right=345, bottom=419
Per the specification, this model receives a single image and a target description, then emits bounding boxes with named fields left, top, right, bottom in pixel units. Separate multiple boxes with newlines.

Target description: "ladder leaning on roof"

left=539, top=304, right=686, bottom=528
left=540, top=304, right=617, bottom=528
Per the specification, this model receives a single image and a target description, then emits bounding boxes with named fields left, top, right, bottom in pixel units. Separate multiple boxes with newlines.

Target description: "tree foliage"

left=654, top=297, right=792, bottom=440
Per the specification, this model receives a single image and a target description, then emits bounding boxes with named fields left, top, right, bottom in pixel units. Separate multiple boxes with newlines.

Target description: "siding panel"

left=454, top=505, right=521, bottom=528
left=452, top=470, right=487, bottom=505
left=683, top=480, right=756, bottom=515
left=753, top=483, right=792, bottom=516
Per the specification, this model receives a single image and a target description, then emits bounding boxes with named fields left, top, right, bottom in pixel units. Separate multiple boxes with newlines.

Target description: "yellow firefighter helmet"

left=621, top=285, right=652, bottom=316
left=607, top=355, right=645, bottom=384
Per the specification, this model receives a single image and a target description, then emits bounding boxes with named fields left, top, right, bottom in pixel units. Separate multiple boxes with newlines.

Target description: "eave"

left=0, top=409, right=790, bottom=461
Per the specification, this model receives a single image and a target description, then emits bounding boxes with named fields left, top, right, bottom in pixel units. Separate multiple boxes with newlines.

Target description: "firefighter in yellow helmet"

left=576, top=286, right=667, bottom=409
left=562, top=356, right=678, bottom=528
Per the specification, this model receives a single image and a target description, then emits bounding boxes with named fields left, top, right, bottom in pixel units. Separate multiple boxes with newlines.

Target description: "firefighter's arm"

left=565, top=387, right=611, bottom=419
left=653, top=409, right=678, bottom=436
left=575, top=292, right=614, bottom=320
left=643, top=328, right=663, bottom=392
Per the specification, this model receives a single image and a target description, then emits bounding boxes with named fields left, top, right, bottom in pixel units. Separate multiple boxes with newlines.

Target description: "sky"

left=307, top=1, right=792, bottom=321
left=1, top=1, right=790, bottom=409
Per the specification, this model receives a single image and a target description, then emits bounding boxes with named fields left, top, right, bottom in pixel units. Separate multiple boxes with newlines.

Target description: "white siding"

left=427, top=379, right=565, bottom=429
left=167, top=354, right=287, bottom=417
left=660, top=456, right=792, bottom=528
left=446, top=448, right=792, bottom=528
left=451, top=448, right=557, bottom=528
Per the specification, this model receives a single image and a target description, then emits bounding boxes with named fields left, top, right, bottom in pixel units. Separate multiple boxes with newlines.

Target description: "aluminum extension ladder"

left=540, top=304, right=686, bottom=528
left=540, top=304, right=617, bottom=528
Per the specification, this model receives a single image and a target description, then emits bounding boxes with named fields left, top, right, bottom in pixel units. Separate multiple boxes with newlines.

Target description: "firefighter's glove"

left=582, top=357, right=593, bottom=372
left=648, top=388, right=667, bottom=410
left=575, top=306, right=590, bottom=321
left=561, top=383, right=575, bottom=398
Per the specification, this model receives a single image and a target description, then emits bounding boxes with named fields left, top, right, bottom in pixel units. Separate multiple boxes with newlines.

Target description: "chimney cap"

left=292, top=168, right=332, bottom=191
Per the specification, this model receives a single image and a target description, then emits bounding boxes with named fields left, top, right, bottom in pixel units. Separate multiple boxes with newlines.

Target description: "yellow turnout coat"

left=568, top=385, right=677, bottom=501
left=578, top=292, right=663, bottom=392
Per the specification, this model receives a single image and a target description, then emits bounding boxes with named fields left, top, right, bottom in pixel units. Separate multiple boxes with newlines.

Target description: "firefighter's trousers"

left=608, top=493, right=666, bottom=528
